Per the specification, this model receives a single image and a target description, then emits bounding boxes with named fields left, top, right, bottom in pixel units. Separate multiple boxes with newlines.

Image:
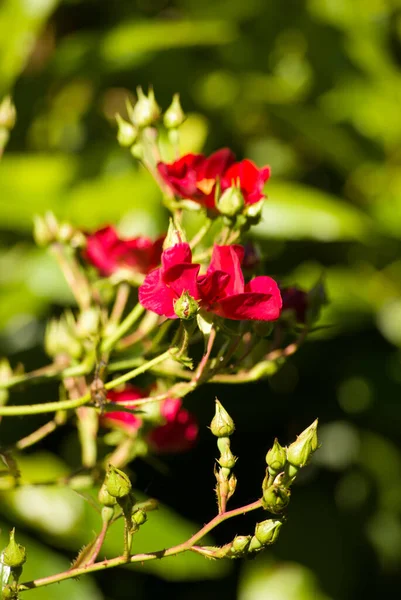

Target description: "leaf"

left=254, top=181, right=372, bottom=241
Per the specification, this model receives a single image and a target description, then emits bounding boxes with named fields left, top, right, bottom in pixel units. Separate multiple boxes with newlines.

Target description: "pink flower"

left=148, top=398, right=199, bottom=454
left=157, top=149, right=236, bottom=209
left=157, top=150, right=270, bottom=211
left=84, top=226, right=164, bottom=277
left=139, top=243, right=282, bottom=321
left=101, top=387, right=198, bottom=453
left=199, top=245, right=282, bottom=321
left=138, top=243, right=201, bottom=318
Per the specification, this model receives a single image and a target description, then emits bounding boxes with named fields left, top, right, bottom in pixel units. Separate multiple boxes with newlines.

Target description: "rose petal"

left=139, top=268, right=177, bottom=318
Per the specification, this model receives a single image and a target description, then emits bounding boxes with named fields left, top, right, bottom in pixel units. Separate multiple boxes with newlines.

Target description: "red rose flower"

left=148, top=397, right=199, bottom=454
left=281, top=286, right=308, bottom=323
left=100, top=386, right=143, bottom=432
left=139, top=243, right=282, bottom=322
left=138, top=243, right=201, bottom=318
left=101, top=387, right=198, bottom=453
left=157, top=148, right=235, bottom=209
left=220, top=159, right=271, bottom=205
left=84, top=226, right=164, bottom=277
left=198, top=245, right=282, bottom=321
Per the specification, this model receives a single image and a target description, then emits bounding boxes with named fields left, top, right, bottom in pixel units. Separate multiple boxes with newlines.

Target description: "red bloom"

left=281, top=286, right=308, bottom=323
left=139, top=243, right=282, bottom=322
left=157, top=149, right=235, bottom=209
left=220, top=160, right=271, bottom=205
left=84, top=226, right=164, bottom=277
left=138, top=243, right=201, bottom=318
left=148, top=398, right=199, bottom=454
left=101, top=387, right=198, bottom=453
left=199, top=245, right=282, bottom=321
left=157, top=150, right=270, bottom=210
left=100, top=386, right=143, bottom=432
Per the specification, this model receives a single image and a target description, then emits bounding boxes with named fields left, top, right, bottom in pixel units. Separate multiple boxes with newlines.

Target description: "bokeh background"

left=2, top=0, right=401, bottom=598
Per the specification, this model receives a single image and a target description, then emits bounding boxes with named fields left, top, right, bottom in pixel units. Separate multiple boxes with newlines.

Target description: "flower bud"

left=98, top=482, right=117, bottom=507
left=45, top=315, right=82, bottom=360
left=217, top=186, right=244, bottom=217
left=132, top=509, right=147, bottom=526
left=132, top=86, right=161, bottom=128
left=76, top=308, right=100, bottom=339
left=210, top=400, right=235, bottom=437
left=163, top=218, right=187, bottom=249
left=248, top=536, right=263, bottom=552
left=174, top=290, right=199, bottom=320
left=218, top=447, right=236, bottom=470
left=116, top=113, right=138, bottom=147
left=164, top=93, right=186, bottom=129
left=2, top=529, right=26, bottom=568
left=286, top=419, right=318, bottom=469
left=262, top=484, right=290, bottom=514
left=231, top=535, right=251, bottom=555
left=244, top=199, right=264, bottom=223
left=254, top=519, right=282, bottom=546
left=0, top=96, right=16, bottom=130
left=266, top=438, right=287, bottom=472
left=104, top=464, right=132, bottom=498
left=33, top=214, right=55, bottom=247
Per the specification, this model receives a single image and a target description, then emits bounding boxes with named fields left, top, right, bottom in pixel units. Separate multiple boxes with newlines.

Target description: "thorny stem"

left=85, top=519, right=110, bottom=566
left=18, top=499, right=263, bottom=592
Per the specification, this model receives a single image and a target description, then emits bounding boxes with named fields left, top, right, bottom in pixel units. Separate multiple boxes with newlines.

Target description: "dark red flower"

left=84, top=226, right=164, bottom=277
left=281, top=286, right=308, bottom=323
left=138, top=243, right=200, bottom=318
left=101, top=387, right=198, bottom=453
left=157, top=149, right=235, bottom=209
left=100, top=386, right=143, bottom=432
left=220, top=160, right=271, bottom=205
left=198, top=245, right=282, bottom=321
left=148, top=397, right=199, bottom=454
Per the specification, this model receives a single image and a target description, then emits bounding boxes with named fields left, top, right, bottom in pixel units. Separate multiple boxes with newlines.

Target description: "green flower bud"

left=115, top=113, right=138, bottom=147
left=0, top=96, right=16, bottom=130
left=132, top=86, right=161, bottom=128
left=244, top=199, right=264, bottom=223
left=286, top=419, right=318, bottom=469
left=104, top=465, right=132, bottom=498
left=254, top=519, right=282, bottom=546
left=262, top=484, right=290, bottom=514
left=266, top=438, right=287, bottom=472
left=3, top=529, right=26, bottom=568
left=218, top=447, right=236, bottom=470
left=164, top=93, right=186, bottom=129
left=1, top=586, right=13, bottom=599
left=210, top=400, right=235, bottom=437
left=45, top=315, right=82, bottom=360
left=231, top=535, right=251, bottom=555
left=98, top=482, right=117, bottom=507
left=174, top=290, right=199, bottom=320
left=130, top=142, right=144, bottom=160
left=132, top=509, right=147, bottom=526
left=33, top=215, right=53, bottom=247
left=76, top=308, right=100, bottom=339
left=248, top=535, right=263, bottom=552
left=163, top=218, right=187, bottom=249
left=217, top=186, right=245, bottom=217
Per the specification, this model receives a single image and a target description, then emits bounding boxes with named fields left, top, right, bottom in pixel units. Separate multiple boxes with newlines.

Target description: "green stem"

left=18, top=499, right=262, bottom=592
left=189, top=219, right=212, bottom=249
left=102, top=304, right=145, bottom=353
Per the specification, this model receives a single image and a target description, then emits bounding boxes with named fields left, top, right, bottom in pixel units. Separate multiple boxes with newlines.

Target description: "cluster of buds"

left=205, top=518, right=283, bottom=559
left=262, top=420, right=319, bottom=513
left=33, top=212, right=85, bottom=249
left=45, top=308, right=100, bottom=360
left=210, top=400, right=237, bottom=514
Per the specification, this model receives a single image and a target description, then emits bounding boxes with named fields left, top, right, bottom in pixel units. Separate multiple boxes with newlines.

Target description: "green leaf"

left=254, top=182, right=372, bottom=241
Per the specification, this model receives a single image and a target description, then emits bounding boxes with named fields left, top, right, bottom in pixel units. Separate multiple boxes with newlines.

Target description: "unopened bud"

left=254, top=519, right=282, bottom=546
left=266, top=438, right=287, bottom=472
left=98, top=482, right=117, bottom=507
left=174, top=290, right=199, bottom=320
left=231, top=535, right=251, bottom=555
left=3, top=529, right=26, bottom=568
left=218, top=446, right=236, bottom=470
left=262, top=484, right=290, bottom=514
left=163, top=218, right=187, bottom=249
left=132, top=86, right=161, bottom=128
left=244, top=199, right=264, bottom=223
left=45, top=316, right=82, bottom=360
left=76, top=308, right=100, bottom=339
left=33, top=215, right=54, bottom=247
left=286, top=419, right=318, bottom=469
left=0, top=96, right=16, bottom=130
left=116, top=113, right=138, bottom=147
left=210, top=400, right=235, bottom=437
left=164, top=93, right=186, bottom=129
left=104, top=464, right=132, bottom=498
left=217, top=186, right=244, bottom=217
left=132, top=509, right=147, bottom=526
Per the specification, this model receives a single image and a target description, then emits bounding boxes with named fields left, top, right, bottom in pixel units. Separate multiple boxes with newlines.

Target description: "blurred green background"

left=2, top=0, right=401, bottom=598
